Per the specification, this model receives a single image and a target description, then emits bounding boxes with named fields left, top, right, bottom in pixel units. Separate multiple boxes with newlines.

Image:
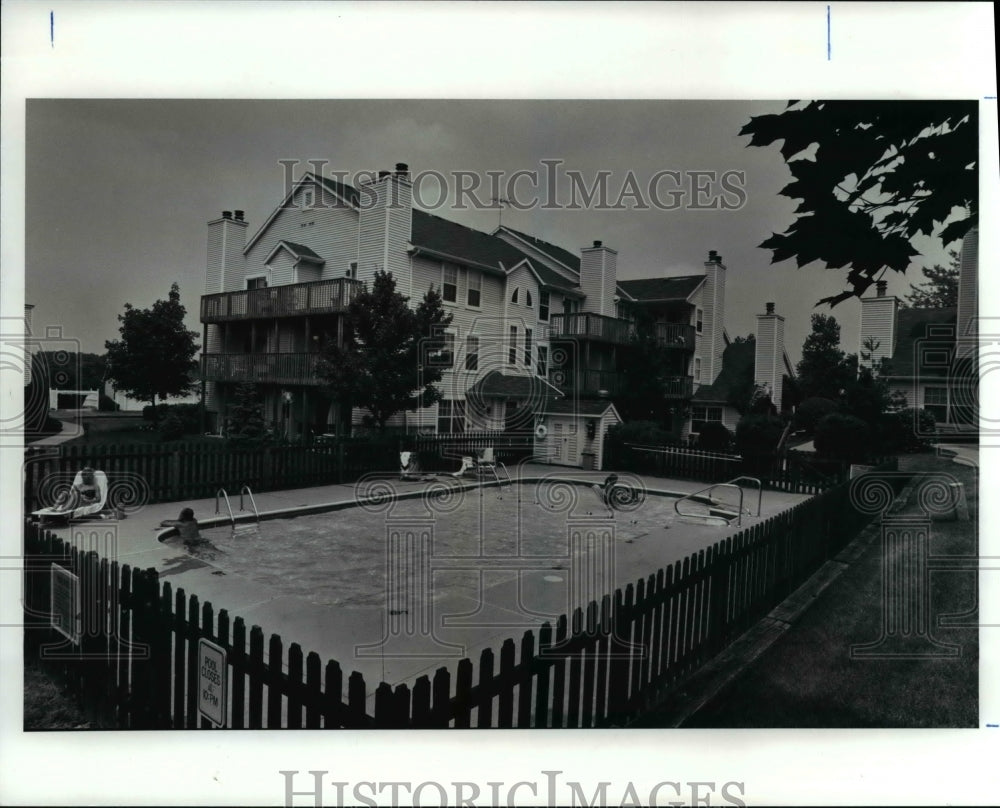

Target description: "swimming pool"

left=193, top=478, right=682, bottom=609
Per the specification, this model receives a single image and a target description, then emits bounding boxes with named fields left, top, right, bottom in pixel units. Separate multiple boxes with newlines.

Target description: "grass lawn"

left=23, top=657, right=111, bottom=730
left=682, top=453, right=978, bottom=728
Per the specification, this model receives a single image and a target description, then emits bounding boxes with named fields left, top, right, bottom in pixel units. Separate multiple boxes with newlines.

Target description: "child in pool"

left=159, top=507, right=204, bottom=544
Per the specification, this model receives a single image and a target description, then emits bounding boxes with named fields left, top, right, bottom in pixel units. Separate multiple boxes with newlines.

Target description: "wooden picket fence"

left=22, top=438, right=400, bottom=512
left=606, top=442, right=745, bottom=484
left=23, top=466, right=907, bottom=729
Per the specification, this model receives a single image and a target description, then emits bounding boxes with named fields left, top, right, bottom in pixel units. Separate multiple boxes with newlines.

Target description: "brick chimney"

left=579, top=240, right=618, bottom=317
left=755, top=301, right=785, bottom=411
left=357, top=162, right=413, bottom=294
left=206, top=209, right=248, bottom=294
left=858, top=280, right=898, bottom=373
left=700, top=250, right=727, bottom=384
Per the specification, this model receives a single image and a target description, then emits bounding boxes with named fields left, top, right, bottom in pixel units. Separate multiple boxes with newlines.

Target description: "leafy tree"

left=741, top=101, right=977, bottom=306
left=843, top=365, right=891, bottom=428
left=793, top=396, right=838, bottom=433
left=104, top=283, right=200, bottom=420
left=735, top=413, right=784, bottom=473
left=617, top=310, right=689, bottom=425
left=226, top=383, right=269, bottom=445
left=814, top=412, right=871, bottom=463
left=696, top=421, right=734, bottom=453
left=795, top=314, right=855, bottom=400
left=903, top=250, right=960, bottom=309
left=318, top=271, right=453, bottom=432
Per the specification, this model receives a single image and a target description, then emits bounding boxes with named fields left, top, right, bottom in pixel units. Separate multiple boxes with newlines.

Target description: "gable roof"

left=264, top=240, right=325, bottom=265
left=692, top=341, right=755, bottom=403
left=884, top=307, right=957, bottom=378
left=496, top=226, right=582, bottom=273
left=411, top=211, right=583, bottom=293
left=465, top=370, right=564, bottom=400
left=313, top=174, right=361, bottom=207
left=617, top=275, right=704, bottom=303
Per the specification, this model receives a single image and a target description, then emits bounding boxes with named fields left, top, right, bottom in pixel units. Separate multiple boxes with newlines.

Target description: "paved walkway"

left=35, top=464, right=810, bottom=705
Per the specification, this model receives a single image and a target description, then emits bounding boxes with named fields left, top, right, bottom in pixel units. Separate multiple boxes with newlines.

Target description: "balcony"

left=550, top=368, right=692, bottom=398
left=201, top=278, right=364, bottom=323
left=653, top=323, right=696, bottom=350
left=548, top=312, right=635, bottom=345
left=202, top=353, right=325, bottom=386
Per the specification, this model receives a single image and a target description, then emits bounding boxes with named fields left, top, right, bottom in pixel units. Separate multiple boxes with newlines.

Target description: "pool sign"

left=198, top=639, right=228, bottom=727
left=50, top=564, right=81, bottom=644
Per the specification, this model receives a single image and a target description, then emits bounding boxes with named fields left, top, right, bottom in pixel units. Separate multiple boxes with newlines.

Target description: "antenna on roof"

left=491, top=196, right=511, bottom=229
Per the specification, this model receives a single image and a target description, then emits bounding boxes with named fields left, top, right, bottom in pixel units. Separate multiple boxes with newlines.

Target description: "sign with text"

left=198, top=638, right=228, bottom=727
left=50, top=564, right=81, bottom=644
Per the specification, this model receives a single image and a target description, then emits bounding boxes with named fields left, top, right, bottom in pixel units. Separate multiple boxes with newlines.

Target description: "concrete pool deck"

left=35, top=464, right=811, bottom=703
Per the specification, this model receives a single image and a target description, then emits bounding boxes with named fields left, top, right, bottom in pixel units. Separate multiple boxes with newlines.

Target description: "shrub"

left=696, top=421, right=734, bottom=453
left=158, top=412, right=185, bottom=442
left=793, top=397, right=838, bottom=433
left=98, top=393, right=120, bottom=412
left=735, top=414, right=784, bottom=473
left=143, top=402, right=201, bottom=433
left=877, top=407, right=936, bottom=453
left=814, top=412, right=871, bottom=462
left=605, top=420, right=674, bottom=447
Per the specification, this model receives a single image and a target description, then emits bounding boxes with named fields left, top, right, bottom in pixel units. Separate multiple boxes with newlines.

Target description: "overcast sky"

left=25, top=98, right=957, bottom=365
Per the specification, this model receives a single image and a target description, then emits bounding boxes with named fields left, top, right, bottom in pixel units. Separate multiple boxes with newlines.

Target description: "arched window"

left=511, top=288, right=520, bottom=304
left=526, top=290, right=533, bottom=307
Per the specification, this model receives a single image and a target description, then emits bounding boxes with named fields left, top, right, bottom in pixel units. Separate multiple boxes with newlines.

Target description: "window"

left=346, top=261, right=358, bottom=280
left=425, top=332, right=454, bottom=368
left=467, top=270, right=482, bottom=307
left=691, top=406, right=723, bottom=433
left=509, top=326, right=518, bottom=365
left=524, top=329, right=533, bottom=367
left=537, top=345, right=548, bottom=377
left=526, top=290, right=533, bottom=308
left=246, top=277, right=268, bottom=290
left=511, top=287, right=519, bottom=304
left=301, top=187, right=315, bottom=209
left=539, top=291, right=550, bottom=321
left=694, top=357, right=701, bottom=382
left=924, top=386, right=948, bottom=423
left=696, top=308, right=703, bottom=333
left=465, top=336, right=479, bottom=371
left=442, top=264, right=458, bottom=303
left=437, top=400, right=466, bottom=434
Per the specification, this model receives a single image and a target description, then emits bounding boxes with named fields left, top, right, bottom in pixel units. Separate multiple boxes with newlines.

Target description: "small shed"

left=534, top=399, right=622, bottom=470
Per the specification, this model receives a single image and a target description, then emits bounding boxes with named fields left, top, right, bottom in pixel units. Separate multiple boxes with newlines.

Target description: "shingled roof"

left=617, top=275, right=704, bottom=302
left=883, top=307, right=957, bottom=378
left=692, top=341, right=756, bottom=403
left=465, top=370, right=564, bottom=400
left=411, top=211, right=582, bottom=292
left=498, top=226, right=582, bottom=273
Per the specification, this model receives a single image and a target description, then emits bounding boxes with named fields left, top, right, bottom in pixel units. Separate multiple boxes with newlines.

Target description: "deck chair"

left=475, top=447, right=497, bottom=476
left=32, top=470, right=109, bottom=522
left=400, top=451, right=420, bottom=481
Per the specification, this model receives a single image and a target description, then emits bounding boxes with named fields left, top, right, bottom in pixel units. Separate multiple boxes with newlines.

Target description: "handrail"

left=239, top=485, right=260, bottom=522
left=674, top=483, right=745, bottom=526
left=672, top=475, right=763, bottom=526
left=215, top=488, right=235, bottom=527
left=724, top=476, right=762, bottom=517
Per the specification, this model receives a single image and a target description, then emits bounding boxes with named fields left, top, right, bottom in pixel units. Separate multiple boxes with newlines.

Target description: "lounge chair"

left=31, top=470, right=109, bottom=522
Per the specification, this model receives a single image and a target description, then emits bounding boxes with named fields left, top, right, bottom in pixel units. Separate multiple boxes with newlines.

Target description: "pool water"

left=197, top=481, right=681, bottom=608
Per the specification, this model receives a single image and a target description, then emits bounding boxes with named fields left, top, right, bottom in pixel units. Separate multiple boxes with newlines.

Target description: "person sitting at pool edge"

left=53, top=466, right=100, bottom=511
left=591, top=474, right=620, bottom=516
left=160, top=508, right=204, bottom=545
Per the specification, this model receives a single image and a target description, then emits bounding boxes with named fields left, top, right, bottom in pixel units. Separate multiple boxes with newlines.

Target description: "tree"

left=741, top=101, right=977, bottom=306
left=814, top=412, right=871, bottom=463
left=318, top=271, right=453, bottom=432
left=617, top=310, right=690, bottom=425
left=226, top=383, right=269, bottom=444
left=795, top=314, right=855, bottom=401
left=903, top=250, right=960, bottom=309
left=104, top=283, right=200, bottom=420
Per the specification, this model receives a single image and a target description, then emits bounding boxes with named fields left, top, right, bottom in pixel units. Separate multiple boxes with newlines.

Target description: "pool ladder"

left=215, top=485, right=261, bottom=532
left=674, top=476, right=762, bottom=527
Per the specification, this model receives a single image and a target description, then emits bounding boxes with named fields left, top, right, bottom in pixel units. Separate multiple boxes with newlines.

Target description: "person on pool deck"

left=591, top=474, right=620, bottom=516
left=159, top=507, right=204, bottom=544
left=53, top=466, right=100, bottom=511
